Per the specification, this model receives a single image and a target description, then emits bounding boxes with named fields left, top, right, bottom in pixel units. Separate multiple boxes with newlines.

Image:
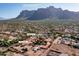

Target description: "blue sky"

left=0, top=3, right=79, bottom=19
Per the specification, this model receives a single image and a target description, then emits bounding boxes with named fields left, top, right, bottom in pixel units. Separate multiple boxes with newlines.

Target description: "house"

left=72, top=43, right=79, bottom=49
left=27, top=33, right=36, bottom=36
left=8, top=35, right=17, bottom=41
left=53, top=37, right=62, bottom=44
left=61, top=37, right=72, bottom=45
left=19, top=41, right=29, bottom=44
left=64, top=34, right=71, bottom=37
left=64, top=40, right=71, bottom=45
left=11, top=32, right=18, bottom=36
left=4, top=31, right=11, bottom=35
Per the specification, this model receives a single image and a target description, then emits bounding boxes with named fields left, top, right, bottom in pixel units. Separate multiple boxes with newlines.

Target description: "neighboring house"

left=64, top=34, right=71, bottom=37
left=72, top=43, right=79, bottom=48
left=27, top=33, right=36, bottom=36
left=4, top=31, right=11, bottom=35
left=61, top=37, right=73, bottom=45
left=11, top=32, right=18, bottom=36
left=53, top=37, right=62, bottom=44
left=19, top=41, right=29, bottom=45
left=57, top=39, right=70, bottom=45
left=9, top=35, right=17, bottom=40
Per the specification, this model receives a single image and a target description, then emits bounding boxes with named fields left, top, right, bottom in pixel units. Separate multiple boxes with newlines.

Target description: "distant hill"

left=16, top=6, right=79, bottom=20
left=0, top=17, right=5, bottom=20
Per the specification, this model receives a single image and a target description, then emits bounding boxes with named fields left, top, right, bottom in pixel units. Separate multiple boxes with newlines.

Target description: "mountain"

left=0, top=17, right=5, bottom=20
left=16, top=6, right=79, bottom=20
left=17, top=10, right=35, bottom=19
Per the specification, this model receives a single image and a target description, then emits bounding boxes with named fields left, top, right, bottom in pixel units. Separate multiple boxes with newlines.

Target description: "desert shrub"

left=70, top=36, right=76, bottom=40
left=0, top=51, right=6, bottom=56
left=0, top=40, right=9, bottom=47
left=0, top=39, right=20, bottom=47
left=33, top=40, right=47, bottom=46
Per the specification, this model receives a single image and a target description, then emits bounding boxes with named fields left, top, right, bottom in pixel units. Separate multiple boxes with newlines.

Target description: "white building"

left=27, top=33, right=36, bottom=36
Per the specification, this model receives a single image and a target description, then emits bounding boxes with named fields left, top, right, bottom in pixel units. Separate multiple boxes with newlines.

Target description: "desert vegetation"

left=0, top=20, right=79, bottom=56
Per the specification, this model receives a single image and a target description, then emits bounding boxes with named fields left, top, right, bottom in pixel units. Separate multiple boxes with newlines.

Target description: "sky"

left=0, top=3, right=79, bottom=19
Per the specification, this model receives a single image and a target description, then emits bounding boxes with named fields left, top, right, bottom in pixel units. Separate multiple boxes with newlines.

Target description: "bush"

left=0, top=52, right=6, bottom=56
left=0, top=40, right=11, bottom=47
left=33, top=40, right=47, bottom=45
left=70, top=36, right=76, bottom=40
left=0, top=39, right=19, bottom=47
